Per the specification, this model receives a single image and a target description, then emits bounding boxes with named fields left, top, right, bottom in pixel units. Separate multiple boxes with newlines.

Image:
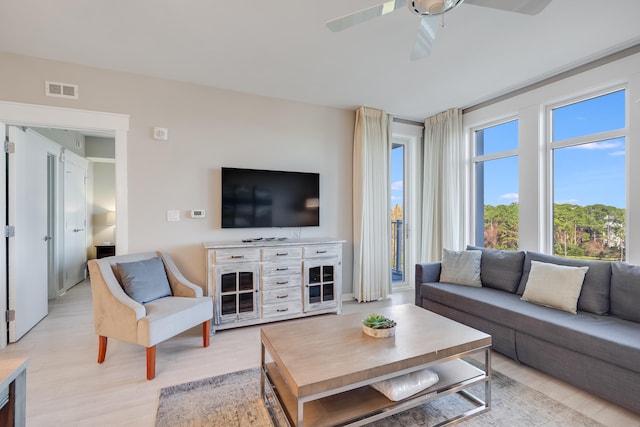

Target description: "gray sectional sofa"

left=415, top=247, right=640, bottom=414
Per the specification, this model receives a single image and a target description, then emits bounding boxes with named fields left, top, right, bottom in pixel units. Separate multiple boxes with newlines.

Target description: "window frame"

left=471, top=116, right=519, bottom=248
left=544, top=86, right=627, bottom=256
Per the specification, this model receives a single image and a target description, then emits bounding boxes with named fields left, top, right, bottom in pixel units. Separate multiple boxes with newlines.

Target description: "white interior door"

left=7, top=127, right=58, bottom=341
left=63, top=150, right=88, bottom=290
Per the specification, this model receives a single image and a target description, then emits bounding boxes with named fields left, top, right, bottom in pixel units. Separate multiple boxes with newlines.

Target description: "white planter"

left=362, top=324, right=396, bottom=338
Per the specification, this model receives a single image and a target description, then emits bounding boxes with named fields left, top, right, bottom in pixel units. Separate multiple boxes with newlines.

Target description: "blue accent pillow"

left=117, top=257, right=172, bottom=304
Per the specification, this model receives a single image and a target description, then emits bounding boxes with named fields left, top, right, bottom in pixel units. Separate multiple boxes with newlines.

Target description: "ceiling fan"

left=326, top=0, right=552, bottom=60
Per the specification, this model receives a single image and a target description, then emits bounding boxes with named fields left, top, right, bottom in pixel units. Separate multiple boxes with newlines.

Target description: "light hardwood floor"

left=1, top=281, right=639, bottom=427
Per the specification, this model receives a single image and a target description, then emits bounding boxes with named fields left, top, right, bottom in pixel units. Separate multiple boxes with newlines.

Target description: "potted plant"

left=362, top=313, right=397, bottom=338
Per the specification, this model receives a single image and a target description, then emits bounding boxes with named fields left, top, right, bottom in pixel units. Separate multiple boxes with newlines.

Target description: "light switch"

left=167, top=210, right=180, bottom=221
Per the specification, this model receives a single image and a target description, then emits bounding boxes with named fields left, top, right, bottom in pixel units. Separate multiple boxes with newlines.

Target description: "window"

left=550, top=89, right=626, bottom=260
left=473, top=120, right=519, bottom=249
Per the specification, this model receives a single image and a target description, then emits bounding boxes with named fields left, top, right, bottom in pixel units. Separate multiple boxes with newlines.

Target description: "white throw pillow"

left=370, top=368, right=439, bottom=401
left=521, top=260, right=589, bottom=314
left=439, top=249, right=482, bottom=287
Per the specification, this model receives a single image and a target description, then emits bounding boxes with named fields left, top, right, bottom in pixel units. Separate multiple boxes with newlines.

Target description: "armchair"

left=87, top=251, right=213, bottom=380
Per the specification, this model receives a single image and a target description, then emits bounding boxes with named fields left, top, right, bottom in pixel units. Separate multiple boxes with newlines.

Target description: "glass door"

left=391, top=143, right=405, bottom=286
left=304, top=261, right=337, bottom=312
left=216, top=264, right=260, bottom=324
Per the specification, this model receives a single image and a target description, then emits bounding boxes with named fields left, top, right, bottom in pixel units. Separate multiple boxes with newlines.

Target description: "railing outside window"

left=391, top=219, right=404, bottom=281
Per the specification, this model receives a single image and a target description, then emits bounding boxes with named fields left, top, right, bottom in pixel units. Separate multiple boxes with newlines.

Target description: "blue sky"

left=390, top=90, right=625, bottom=210
left=480, top=90, right=625, bottom=208
left=391, top=145, right=403, bottom=208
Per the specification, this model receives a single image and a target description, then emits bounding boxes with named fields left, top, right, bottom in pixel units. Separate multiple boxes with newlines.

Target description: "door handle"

left=73, top=228, right=85, bottom=232
left=43, top=235, right=52, bottom=241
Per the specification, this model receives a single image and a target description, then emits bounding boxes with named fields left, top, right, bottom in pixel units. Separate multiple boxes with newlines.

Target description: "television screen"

left=221, top=167, right=320, bottom=228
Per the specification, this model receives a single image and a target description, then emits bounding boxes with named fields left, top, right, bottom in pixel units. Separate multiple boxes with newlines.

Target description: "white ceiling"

left=1, top=0, right=640, bottom=121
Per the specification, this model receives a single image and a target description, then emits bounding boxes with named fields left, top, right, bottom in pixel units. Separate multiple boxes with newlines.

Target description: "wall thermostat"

left=191, top=209, right=206, bottom=219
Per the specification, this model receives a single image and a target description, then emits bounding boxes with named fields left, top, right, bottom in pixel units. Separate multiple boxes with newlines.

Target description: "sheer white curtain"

left=353, top=106, right=392, bottom=302
left=421, top=108, right=464, bottom=262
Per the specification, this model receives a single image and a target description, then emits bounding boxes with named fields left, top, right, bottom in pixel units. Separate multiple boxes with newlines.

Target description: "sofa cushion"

left=117, top=257, right=173, bottom=304
left=521, top=261, right=588, bottom=314
left=439, top=249, right=482, bottom=287
left=516, top=252, right=611, bottom=315
left=420, top=282, right=640, bottom=374
left=611, top=262, right=640, bottom=323
left=467, top=245, right=525, bottom=293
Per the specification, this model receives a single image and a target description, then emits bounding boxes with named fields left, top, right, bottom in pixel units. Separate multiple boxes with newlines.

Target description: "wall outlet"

left=153, top=127, right=168, bottom=141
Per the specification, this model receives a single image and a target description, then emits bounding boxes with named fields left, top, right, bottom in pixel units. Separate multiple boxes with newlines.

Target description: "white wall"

left=0, top=52, right=354, bottom=292
left=463, top=52, right=640, bottom=263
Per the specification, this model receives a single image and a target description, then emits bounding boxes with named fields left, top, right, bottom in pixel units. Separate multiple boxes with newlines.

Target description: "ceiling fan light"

left=409, top=0, right=465, bottom=16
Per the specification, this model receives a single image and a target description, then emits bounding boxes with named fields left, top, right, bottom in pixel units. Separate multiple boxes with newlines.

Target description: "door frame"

left=0, top=101, right=129, bottom=349
left=390, top=121, right=423, bottom=291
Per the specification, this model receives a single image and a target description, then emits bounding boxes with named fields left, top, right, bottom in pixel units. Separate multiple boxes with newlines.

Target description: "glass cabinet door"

left=304, top=261, right=338, bottom=312
left=215, top=264, right=260, bottom=324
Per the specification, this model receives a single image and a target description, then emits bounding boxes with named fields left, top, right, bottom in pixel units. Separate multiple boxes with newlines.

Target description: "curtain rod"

left=393, top=117, right=423, bottom=126
left=463, top=41, right=640, bottom=115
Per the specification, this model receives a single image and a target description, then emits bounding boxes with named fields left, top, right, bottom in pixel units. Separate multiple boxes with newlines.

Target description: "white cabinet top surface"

left=203, top=237, right=345, bottom=250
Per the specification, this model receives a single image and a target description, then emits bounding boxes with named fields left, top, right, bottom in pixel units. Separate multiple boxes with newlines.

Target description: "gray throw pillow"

left=610, top=262, right=640, bottom=323
left=516, top=251, right=611, bottom=315
left=440, top=249, right=482, bottom=287
left=117, top=257, right=172, bottom=304
left=467, top=245, right=525, bottom=293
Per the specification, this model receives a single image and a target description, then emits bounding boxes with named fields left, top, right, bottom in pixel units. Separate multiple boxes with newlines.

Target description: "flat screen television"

left=221, top=167, right=320, bottom=228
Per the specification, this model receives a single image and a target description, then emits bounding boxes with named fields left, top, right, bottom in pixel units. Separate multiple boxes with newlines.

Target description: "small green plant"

left=362, top=313, right=396, bottom=329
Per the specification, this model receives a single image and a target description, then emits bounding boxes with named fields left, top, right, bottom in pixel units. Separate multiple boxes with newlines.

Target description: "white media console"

left=203, top=238, right=345, bottom=331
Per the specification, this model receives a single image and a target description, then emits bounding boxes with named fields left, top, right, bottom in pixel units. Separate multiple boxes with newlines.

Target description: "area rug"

left=155, top=366, right=604, bottom=427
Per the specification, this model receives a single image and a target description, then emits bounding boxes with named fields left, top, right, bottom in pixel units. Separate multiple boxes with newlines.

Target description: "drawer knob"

left=276, top=267, right=289, bottom=271
left=316, top=250, right=327, bottom=254
left=276, top=252, right=288, bottom=256
left=276, top=281, right=289, bottom=285
left=277, top=308, right=289, bottom=313
left=230, top=255, right=245, bottom=259
left=276, top=294, right=288, bottom=299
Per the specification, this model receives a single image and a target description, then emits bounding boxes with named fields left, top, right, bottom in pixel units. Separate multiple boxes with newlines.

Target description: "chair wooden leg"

left=97, top=336, right=108, bottom=364
left=146, top=346, right=156, bottom=380
left=203, top=320, right=211, bottom=348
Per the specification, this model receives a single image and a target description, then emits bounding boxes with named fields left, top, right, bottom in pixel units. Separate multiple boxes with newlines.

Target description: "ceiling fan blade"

left=410, top=17, right=439, bottom=61
left=326, top=0, right=405, bottom=32
left=464, top=0, right=552, bottom=15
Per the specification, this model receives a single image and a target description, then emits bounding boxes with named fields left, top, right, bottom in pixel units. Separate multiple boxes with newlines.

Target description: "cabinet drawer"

left=262, top=275, right=301, bottom=290
left=262, top=261, right=302, bottom=277
left=262, top=286, right=301, bottom=305
left=262, top=246, right=302, bottom=262
left=303, top=245, right=339, bottom=259
left=213, top=248, right=260, bottom=264
left=262, top=301, right=302, bottom=319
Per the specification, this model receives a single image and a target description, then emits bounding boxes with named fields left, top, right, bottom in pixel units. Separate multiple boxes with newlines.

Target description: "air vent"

left=45, top=81, right=79, bottom=99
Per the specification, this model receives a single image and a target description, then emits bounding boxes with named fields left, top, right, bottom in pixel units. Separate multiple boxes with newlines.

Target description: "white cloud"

left=610, top=150, right=625, bottom=156
left=391, top=181, right=403, bottom=191
left=574, top=141, right=623, bottom=150
left=500, top=193, right=519, bottom=201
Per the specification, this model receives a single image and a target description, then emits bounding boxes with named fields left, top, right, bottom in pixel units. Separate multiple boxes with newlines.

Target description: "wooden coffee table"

left=260, top=304, right=491, bottom=427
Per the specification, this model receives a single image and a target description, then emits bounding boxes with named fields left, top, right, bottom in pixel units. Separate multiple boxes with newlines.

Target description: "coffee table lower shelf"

left=262, top=357, right=490, bottom=427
